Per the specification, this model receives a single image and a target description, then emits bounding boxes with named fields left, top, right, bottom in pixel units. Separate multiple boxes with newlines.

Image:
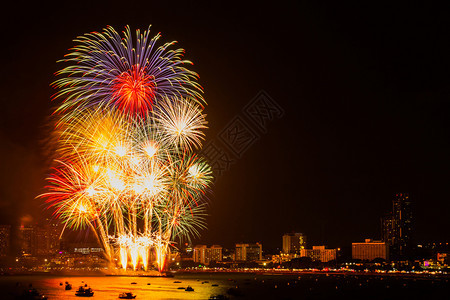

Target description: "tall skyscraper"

left=381, top=193, right=413, bottom=259
left=0, top=225, right=11, bottom=257
left=282, top=233, right=306, bottom=254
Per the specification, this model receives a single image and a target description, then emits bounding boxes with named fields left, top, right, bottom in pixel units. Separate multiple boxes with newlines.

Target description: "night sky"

left=0, top=2, right=449, bottom=251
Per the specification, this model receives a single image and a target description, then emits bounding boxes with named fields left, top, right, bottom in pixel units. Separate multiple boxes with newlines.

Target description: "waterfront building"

left=18, top=219, right=62, bottom=257
left=392, top=193, right=413, bottom=257
left=0, top=225, right=11, bottom=256
left=352, top=239, right=389, bottom=261
left=282, top=233, right=306, bottom=254
left=18, top=225, right=34, bottom=256
left=193, top=244, right=223, bottom=265
left=18, top=220, right=62, bottom=257
left=300, top=246, right=336, bottom=262
left=381, top=193, right=413, bottom=259
left=235, top=243, right=262, bottom=261
left=34, top=221, right=61, bottom=256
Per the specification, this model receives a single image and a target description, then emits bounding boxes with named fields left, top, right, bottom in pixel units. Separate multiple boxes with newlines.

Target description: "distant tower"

left=392, top=193, right=413, bottom=258
left=0, top=225, right=11, bottom=257
left=282, top=233, right=306, bottom=254
left=382, top=193, right=413, bottom=259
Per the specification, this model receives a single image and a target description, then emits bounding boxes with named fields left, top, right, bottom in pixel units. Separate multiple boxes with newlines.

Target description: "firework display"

left=40, top=26, right=212, bottom=272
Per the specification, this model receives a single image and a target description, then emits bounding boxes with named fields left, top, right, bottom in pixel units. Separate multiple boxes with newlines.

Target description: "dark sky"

left=0, top=1, right=449, bottom=251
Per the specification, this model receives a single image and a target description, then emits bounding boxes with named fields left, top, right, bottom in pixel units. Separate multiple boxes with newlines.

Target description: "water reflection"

left=1, top=273, right=448, bottom=299
left=2, top=274, right=231, bottom=299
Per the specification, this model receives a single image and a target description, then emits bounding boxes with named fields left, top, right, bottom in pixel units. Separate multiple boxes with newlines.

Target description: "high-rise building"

left=18, top=220, right=62, bottom=257
left=352, top=239, right=389, bottom=261
left=381, top=214, right=394, bottom=246
left=300, top=246, right=336, bottom=262
left=381, top=193, right=413, bottom=259
left=34, top=220, right=61, bottom=256
left=18, top=225, right=34, bottom=257
left=193, top=245, right=223, bottom=265
left=282, top=233, right=306, bottom=254
left=235, top=243, right=262, bottom=261
left=208, top=245, right=223, bottom=263
left=0, top=225, right=11, bottom=257
left=392, top=193, right=412, bottom=257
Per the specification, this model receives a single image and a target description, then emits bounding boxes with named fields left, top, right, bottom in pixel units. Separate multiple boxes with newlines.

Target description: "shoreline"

left=0, top=269, right=448, bottom=279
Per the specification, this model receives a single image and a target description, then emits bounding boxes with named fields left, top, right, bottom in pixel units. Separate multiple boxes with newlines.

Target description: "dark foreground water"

left=1, top=272, right=449, bottom=299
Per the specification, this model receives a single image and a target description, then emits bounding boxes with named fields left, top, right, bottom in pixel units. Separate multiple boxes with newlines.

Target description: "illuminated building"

left=235, top=243, right=262, bottom=261
left=193, top=245, right=223, bottom=265
left=300, top=246, right=336, bottom=262
left=392, top=193, right=413, bottom=257
left=381, top=214, right=394, bottom=246
left=73, top=247, right=104, bottom=255
left=0, top=225, right=11, bottom=256
left=18, top=226, right=34, bottom=256
left=381, top=193, right=413, bottom=258
left=34, top=220, right=62, bottom=256
left=437, top=253, right=448, bottom=265
left=352, top=239, right=389, bottom=261
left=282, top=233, right=306, bottom=254
left=17, top=220, right=62, bottom=257
left=193, top=245, right=207, bottom=264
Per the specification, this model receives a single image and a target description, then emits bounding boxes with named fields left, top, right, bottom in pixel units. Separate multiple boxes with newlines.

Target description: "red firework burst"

left=112, top=65, right=156, bottom=114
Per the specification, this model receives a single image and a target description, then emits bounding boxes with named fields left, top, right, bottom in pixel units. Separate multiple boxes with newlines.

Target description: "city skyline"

left=0, top=2, right=449, bottom=252
left=2, top=218, right=447, bottom=267
left=0, top=196, right=447, bottom=260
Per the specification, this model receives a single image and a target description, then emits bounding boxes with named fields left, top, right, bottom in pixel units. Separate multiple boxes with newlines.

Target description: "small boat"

left=212, top=284, right=219, bottom=286
left=185, top=286, right=194, bottom=292
left=65, top=283, right=72, bottom=290
left=173, top=281, right=182, bottom=283
left=21, top=288, right=48, bottom=300
left=75, top=286, right=94, bottom=297
left=131, top=282, right=137, bottom=285
left=177, top=287, right=185, bottom=289
left=209, top=295, right=229, bottom=300
left=202, top=281, right=209, bottom=284
left=60, top=282, right=63, bottom=286
left=119, top=292, right=137, bottom=299
left=147, top=283, right=151, bottom=285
